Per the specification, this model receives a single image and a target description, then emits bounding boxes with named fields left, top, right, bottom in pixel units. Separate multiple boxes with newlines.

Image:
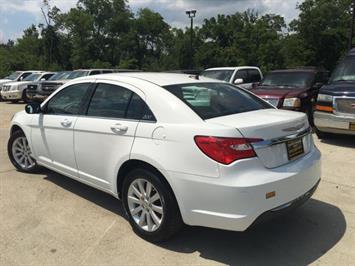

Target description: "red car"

left=249, top=68, right=329, bottom=124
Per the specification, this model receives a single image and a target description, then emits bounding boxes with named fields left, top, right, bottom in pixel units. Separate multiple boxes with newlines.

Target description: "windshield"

left=4, top=71, right=21, bottom=80
left=49, top=71, right=72, bottom=81
left=67, top=71, right=89, bottom=79
left=164, top=83, right=272, bottom=119
left=330, top=56, right=355, bottom=83
left=23, top=73, right=41, bottom=81
left=202, top=70, right=234, bottom=82
left=261, top=72, right=314, bottom=87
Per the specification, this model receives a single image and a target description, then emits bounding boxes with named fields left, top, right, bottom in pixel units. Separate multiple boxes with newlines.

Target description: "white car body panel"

left=10, top=73, right=321, bottom=232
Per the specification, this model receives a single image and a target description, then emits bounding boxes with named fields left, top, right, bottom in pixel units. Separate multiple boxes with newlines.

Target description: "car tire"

left=8, top=130, right=40, bottom=173
left=122, top=168, right=183, bottom=242
left=315, top=128, right=332, bottom=139
left=22, top=89, right=28, bottom=103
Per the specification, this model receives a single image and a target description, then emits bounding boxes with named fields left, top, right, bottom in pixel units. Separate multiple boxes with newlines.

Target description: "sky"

left=0, top=0, right=303, bottom=43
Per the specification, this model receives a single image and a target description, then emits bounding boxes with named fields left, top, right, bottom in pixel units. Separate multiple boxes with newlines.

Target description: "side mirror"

left=234, top=78, right=244, bottom=85
left=40, top=78, right=46, bottom=81
left=25, top=103, right=41, bottom=114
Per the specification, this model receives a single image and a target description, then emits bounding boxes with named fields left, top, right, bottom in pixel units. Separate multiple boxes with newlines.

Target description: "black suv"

left=314, top=49, right=355, bottom=138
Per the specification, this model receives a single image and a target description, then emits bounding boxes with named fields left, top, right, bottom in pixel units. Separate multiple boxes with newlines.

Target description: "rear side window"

left=45, top=83, right=91, bottom=115
left=87, top=84, right=131, bottom=118
left=164, top=83, right=272, bottom=119
left=87, top=83, right=156, bottom=121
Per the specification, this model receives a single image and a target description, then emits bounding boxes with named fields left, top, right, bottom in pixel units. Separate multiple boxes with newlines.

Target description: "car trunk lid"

left=205, top=109, right=313, bottom=168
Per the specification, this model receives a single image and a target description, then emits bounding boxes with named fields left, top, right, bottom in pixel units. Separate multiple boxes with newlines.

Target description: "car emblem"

left=282, top=122, right=305, bottom=132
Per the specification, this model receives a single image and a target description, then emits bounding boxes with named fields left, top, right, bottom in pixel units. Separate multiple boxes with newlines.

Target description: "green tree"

left=289, top=0, right=352, bottom=70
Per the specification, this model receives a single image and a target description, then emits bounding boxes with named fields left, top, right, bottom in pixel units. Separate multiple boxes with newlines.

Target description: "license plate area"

left=350, top=122, right=355, bottom=131
left=286, top=138, right=304, bottom=160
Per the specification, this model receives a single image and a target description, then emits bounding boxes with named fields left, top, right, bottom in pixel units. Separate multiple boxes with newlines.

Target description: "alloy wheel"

left=127, top=178, right=164, bottom=232
left=11, top=137, right=36, bottom=169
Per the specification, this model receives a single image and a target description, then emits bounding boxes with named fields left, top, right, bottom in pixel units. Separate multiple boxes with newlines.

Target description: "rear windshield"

left=164, top=83, right=272, bottom=119
left=202, top=70, right=234, bottom=82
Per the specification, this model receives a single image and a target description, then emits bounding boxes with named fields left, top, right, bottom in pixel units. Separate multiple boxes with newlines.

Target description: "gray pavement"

left=0, top=101, right=354, bottom=265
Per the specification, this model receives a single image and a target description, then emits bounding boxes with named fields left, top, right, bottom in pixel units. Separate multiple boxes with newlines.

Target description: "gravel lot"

left=1, top=101, right=354, bottom=265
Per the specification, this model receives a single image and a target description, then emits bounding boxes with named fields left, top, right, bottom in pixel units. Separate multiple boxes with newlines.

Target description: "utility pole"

left=186, top=10, right=197, bottom=69
left=350, top=0, right=355, bottom=50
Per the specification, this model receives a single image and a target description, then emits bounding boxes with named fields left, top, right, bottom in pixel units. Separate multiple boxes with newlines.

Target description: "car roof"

left=83, top=72, right=222, bottom=86
left=205, top=66, right=260, bottom=71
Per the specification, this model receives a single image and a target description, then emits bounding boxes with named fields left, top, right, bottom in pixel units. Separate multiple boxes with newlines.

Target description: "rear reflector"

left=194, top=136, right=263, bottom=165
left=316, top=105, right=333, bottom=112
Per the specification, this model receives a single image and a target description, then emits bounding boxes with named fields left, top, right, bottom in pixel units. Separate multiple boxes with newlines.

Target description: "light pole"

left=350, top=0, right=355, bottom=49
left=186, top=10, right=196, bottom=69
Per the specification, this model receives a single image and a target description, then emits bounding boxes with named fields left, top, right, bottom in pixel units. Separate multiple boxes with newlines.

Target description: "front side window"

left=23, top=73, right=41, bottom=81
left=19, top=72, right=32, bottom=80
left=248, top=69, right=262, bottom=83
left=234, top=70, right=248, bottom=82
left=164, top=83, right=272, bottom=119
left=330, top=56, right=355, bottom=83
left=45, top=83, right=91, bottom=115
left=202, top=70, right=234, bottom=82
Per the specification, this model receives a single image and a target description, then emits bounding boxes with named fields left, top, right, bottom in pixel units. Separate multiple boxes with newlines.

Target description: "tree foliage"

left=0, top=0, right=353, bottom=77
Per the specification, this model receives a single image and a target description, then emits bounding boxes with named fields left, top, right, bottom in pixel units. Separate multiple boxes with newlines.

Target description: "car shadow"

left=44, top=170, right=346, bottom=265
left=319, top=134, right=355, bottom=148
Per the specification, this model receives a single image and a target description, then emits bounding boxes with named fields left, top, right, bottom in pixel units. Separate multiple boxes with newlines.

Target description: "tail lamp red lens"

left=194, top=136, right=263, bottom=165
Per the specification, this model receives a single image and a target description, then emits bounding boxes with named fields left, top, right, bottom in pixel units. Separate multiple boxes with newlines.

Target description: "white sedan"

left=7, top=73, right=321, bottom=242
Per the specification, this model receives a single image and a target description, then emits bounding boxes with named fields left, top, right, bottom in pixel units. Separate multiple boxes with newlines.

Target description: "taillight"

left=194, top=136, right=263, bottom=165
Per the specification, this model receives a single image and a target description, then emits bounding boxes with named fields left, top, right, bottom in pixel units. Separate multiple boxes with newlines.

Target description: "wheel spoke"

left=151, top=204, right=163, bottom=214
left=138, top=211, right=146, bottom=226
left=137, top=180, right=145, bottom=195
left=131, top=205, right=143, bottom=216
left=128, top=195, right=140, bottom=205
left=150, top=192, right=160, bottom=203
left=27, top=156, right=35, bottom=166
left=132, top=185, right=142, bottom=198
left=149, top=209, right=161, bottom=226
left=146, top=182, right=152, bottom=197
left=146, top=212, right=153, bottom=231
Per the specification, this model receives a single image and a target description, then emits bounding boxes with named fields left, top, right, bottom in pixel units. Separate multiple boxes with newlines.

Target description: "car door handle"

left=60, top=119, right=72, bottom=127
left=110, top=124, right=128, bottom=133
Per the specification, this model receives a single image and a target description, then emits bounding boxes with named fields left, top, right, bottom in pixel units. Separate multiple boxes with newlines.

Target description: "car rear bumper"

left=168, top=146, right=321, bottom=231
left=314, top=111, right=355, bottom=135
left=1, top=90, right=22, bottom=100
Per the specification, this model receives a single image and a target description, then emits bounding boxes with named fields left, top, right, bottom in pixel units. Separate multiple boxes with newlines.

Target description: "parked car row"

left=0, top=69, right=139, bottom=103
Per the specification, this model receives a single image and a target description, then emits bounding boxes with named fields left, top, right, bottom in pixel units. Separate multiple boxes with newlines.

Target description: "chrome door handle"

left=110, top=124, right=128, bottom=133
left=60, top=119, right=72, bottom=127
